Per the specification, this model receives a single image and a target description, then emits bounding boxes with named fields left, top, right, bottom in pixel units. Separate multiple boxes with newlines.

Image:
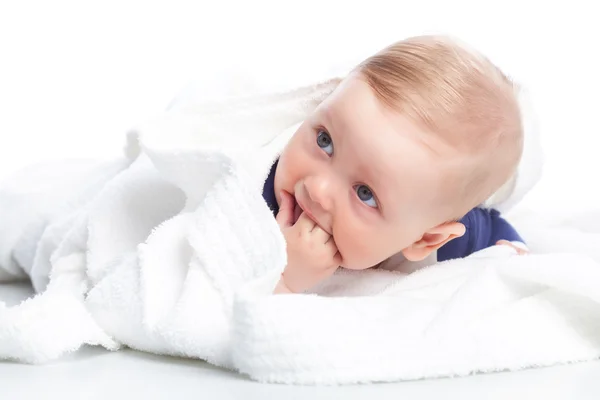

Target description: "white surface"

left=6, top=349, right=600, bottom=400
left=2, top=283, right=600, bottom=399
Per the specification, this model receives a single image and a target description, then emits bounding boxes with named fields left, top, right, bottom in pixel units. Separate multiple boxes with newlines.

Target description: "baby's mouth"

left=291, top=195, right=334, bottom=236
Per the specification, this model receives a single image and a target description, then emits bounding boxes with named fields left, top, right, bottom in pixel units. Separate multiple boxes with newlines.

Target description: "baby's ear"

left=402, top=222, right=466, bottom=261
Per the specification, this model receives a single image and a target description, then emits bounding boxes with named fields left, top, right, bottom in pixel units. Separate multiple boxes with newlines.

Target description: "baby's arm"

left=438, top=208, right=528, bottom=261
left=485, top=209, right=529, bottom=254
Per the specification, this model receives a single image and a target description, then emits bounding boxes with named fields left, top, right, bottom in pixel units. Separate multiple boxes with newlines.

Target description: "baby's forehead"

left=317, top=78, right=395, bottom=132
left=324, top=88, right=446, bottom=152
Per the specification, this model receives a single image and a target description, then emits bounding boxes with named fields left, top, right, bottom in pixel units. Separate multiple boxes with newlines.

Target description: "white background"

left=1, top=0, right=599, bottom=214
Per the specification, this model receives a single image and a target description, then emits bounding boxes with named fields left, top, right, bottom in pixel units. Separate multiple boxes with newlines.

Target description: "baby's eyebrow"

left=321, top=108, right=336, bottom=133
left=322, top=106, right=349, bottom=148
left=367, top=164, right=389, bottom=197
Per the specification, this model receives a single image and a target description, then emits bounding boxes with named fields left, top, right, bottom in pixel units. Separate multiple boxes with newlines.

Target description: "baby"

left=265, top=35, right=526, bottom=294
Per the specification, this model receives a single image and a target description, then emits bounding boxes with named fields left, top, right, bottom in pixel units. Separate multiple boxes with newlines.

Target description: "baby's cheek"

left=337, top=234, right=381, bottom=270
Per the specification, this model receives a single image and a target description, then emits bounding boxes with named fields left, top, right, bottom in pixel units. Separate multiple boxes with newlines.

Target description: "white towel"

left=1, top=75, right=600, bottom=385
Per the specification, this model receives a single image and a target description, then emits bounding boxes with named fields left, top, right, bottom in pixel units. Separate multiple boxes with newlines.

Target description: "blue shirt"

left=262, top=160, right=523, bottom=261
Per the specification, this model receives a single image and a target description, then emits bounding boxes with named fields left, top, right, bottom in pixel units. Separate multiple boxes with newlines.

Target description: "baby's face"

left=274, top=75, right=453, bottom=269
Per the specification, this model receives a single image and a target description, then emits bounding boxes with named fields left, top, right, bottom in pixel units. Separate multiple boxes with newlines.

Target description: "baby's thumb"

left=276, top=191, right=294, bottom=228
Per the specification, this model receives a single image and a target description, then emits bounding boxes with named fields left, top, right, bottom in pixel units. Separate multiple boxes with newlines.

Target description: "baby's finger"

left=324, top=239, right=340, bottom=260
left=496, top=240, right=529, bottom=255
left=275, top=191, right=295, bottom=228
left=311, top=224, right=331, bottom=244
left=294, top=211, right=316, bottom=232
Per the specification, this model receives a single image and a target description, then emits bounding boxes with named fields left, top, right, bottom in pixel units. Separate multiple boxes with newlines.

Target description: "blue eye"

left=355, top=185, right=378, bottom=208
left=316, top=130, right=333, bottom=156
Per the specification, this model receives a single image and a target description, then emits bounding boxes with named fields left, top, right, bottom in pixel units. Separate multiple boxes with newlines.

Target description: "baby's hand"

left=496, top=240, right=529, bottom=255
left=274, top=190, right=342, bottom=294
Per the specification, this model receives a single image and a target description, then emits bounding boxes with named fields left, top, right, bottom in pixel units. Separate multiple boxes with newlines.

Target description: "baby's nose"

left=304, top=175, right=333, bottom=212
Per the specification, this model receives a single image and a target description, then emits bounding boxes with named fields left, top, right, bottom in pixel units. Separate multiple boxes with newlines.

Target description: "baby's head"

left=274, top=35, right=523, bottom=269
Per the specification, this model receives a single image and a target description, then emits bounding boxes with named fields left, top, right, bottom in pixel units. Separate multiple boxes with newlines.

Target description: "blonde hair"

left=358, top=35, right=523, bottom=219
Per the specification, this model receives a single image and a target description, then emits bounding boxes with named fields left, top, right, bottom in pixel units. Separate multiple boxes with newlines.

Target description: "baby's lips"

left=278, top=190, right=291, bottom=207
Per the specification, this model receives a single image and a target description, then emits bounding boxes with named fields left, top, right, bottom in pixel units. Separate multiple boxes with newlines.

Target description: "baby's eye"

left=316, top=130, right=334, bottom=156
left=355, top=185, right=378, bottom=208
